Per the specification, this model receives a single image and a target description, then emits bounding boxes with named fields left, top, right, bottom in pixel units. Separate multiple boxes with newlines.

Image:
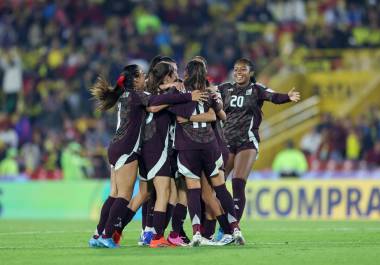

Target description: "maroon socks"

left=232, top=178, right=247, bottom=221
left=172, top=203, right=187, bottom=233
left=96, top=196, right=115, bottom=236
left=214, top=184, right=239, bottom=230
left=104, top=198, right=129, bottom=238
left=202, top=219, right=216, bottom=239
left=153, top=211, right=167, bottom=239
left=186, top=188, right=202, bottom=234
left=165, top=203, right=175, bottom=229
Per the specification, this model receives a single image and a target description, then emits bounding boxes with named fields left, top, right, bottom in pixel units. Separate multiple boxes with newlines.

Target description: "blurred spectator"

left=0, top=147, right=19, bottom=178
left=272, top=140, right=308, bottom=177
left=0, top=115, right=18, bottom=148
left=61, top=142, right=92, bottom=180
left=346, top=126, right=361, bottom=161
left=0, top=48, right=22, bottom=113
left=364, top=140, right=380, bottom=169
left=300, top=126, right=322, bottom=156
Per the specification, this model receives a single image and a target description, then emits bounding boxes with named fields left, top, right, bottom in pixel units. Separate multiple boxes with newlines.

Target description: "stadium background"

left=0, top=0, right=380, bottom=240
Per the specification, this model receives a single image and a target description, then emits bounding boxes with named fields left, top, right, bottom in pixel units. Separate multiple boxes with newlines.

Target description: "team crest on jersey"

left=246, top=88, right=252, bottom=95
left=121, top=91, right=130, bottom=98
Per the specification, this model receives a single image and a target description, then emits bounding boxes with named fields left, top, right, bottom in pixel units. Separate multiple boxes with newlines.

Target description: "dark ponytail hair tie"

left=117, top=75, right=126, bottom=88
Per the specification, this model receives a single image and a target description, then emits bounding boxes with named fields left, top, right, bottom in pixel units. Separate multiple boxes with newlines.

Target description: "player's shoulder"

left=253, top=82, right=274, bottom=92
left=218, top=82, right=234, bottom=91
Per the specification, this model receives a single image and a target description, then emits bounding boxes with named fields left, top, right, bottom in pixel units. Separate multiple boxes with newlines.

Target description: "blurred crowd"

left=300, top=107, right=380, bottom=170
left=1, top=0, right=380, bottom=180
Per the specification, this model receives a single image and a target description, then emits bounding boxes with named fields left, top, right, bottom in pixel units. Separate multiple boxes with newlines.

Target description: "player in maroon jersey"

left=88, top=64, right=206, bottom=248
left=139, top=62, right=208, bottom=247
left=219, top=58, right=300, bottom=223
left=169, top=60, right=245, bottom=246
left=137, top=56, right=190, bottom=246
left=185, top=56, right=240, bottom=245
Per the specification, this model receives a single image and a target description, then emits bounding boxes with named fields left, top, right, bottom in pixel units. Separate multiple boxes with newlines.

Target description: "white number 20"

left=230, top=95, right=244, bottom=107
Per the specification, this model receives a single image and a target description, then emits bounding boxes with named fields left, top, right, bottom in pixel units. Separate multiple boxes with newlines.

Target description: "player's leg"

left=203, top=149, right=245, bottom=245
left=185, top=177, right=203, bottom=246
left=209, top=171, right=245, bottom=245
left=201, top=174, right=223, bottom=241
left=168, top=176, right=190, bottom=245
left=232, top=148, right=257, bottom=221
left=224, top=153, right=235, bottom=180
left=88, top=168, right=117, bottom=247
left=99, top=159, right=138, bottom=248
left=165, top=178, right=177, bottom=229
left=150, top=176, right=171, bottom=247
left=177, top=149, right=203, bottom=246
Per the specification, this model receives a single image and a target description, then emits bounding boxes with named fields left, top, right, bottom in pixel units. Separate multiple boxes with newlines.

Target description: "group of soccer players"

left=88, top=55, right=300, bottom=248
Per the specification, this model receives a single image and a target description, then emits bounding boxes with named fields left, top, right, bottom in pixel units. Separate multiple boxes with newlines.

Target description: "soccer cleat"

left=150, top=236, right=173, bottom=248
left=216, top=234, right=234, bottom=246
left=179, top=229, right=191, bottom=244
left=215, top=227, right=224, bottom=242
left=200, top=237, right=217, bottom=246
left=167, top=231, right=188, bottom=246
left=233, top=228, right=245, bottom=245
left=88, top=236, right=101, bottom=248
left=97, top=237, right=120, bottom=248
left=112, top=231, right=122, bottom=245
left=190, top=232, right=202, bottom=247
left=138, top=230, right=144, bottom=246
left=142, top=231, right=154, bottom=246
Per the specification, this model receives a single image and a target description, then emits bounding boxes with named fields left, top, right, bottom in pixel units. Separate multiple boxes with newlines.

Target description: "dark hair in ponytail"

left=235, top=58, right=256, bottom=83
left=192, top=55, right=207, bottom=70
left=90, top=64, right=140, bottom=111
left=146, top=62, right=175, bottom=94
left=184, top=60, right=208, bottom=91
left=147, top=55, right=176, bottom=76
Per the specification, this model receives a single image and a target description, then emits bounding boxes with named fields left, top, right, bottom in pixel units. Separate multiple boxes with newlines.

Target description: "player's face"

left=233, top=63, right=251, bottom=85
left=164, top=72, right=177, bottom=85
left=134, top=68, right=146, bottom=91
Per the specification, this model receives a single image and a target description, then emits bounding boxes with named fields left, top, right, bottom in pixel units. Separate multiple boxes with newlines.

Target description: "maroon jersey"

left=169, top=98, right=218, bottom=150
left=142, top=90, right=192, bottom=145
left=218, top=82, right=290, bottom=147
left=109, top=89, right=191, bottom=166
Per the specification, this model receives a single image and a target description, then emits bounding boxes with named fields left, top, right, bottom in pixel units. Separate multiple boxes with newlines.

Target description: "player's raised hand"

left=173, top=82, right=185, bottom=92
left=191, top=90, right=209, bottom=102
left=288, top=87, right=300, bottom=102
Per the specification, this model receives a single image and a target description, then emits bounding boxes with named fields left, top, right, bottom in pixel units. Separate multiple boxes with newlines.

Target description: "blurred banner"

left=0, top=180, right=379, bottom=220
left=242, top=180, right=380, bottom=220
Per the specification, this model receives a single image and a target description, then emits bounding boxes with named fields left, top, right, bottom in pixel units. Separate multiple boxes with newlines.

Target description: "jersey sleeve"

left=256, top=82, right=290, bottom=104
left=148, top=92, right=192, bottom=106
left=134, top=91, right=151, bottom=107
left=168, top=102, right=196, bottom=119
left=217, top=83, right=231, bottom=101
left=210, top=97, right=223, bottom=113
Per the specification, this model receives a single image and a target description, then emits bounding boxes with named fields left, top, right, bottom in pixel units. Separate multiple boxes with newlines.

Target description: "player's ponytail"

left=184, top=60, right=208, bottom=91
left=235, top=58, right=256, bottom=84
left=90, top=64, right=140, bottom=111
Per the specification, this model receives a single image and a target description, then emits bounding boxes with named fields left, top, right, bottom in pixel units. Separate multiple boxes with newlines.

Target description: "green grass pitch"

left=0, top=220, right=379, bottom=265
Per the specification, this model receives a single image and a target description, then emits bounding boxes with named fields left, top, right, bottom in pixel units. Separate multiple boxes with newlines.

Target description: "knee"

left=201, top=189, right=213, bottom=202
left=156, top=188, right=170, bottom=202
